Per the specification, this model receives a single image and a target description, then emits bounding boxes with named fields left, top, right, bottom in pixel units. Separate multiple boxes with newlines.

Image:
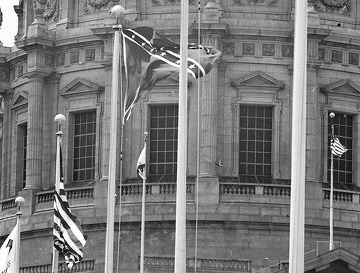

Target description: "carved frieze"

left=348, top=52, right=359, bottom=66
left=152, top=0, right=195, bottom=6
left=309, top=0, right=351, bottom=15
left=84, top=0, right=119, bottom=14
left=331, top=49, right=343, bottom=63
left=222, top=42, right=235, bottom=55
left=281, top=45, right=293, bottom=58
left=262, top=44, right=275, bottom=56
left=233, top=0, right=278, bottom=6
left=242, top=43, right=255, bottom=55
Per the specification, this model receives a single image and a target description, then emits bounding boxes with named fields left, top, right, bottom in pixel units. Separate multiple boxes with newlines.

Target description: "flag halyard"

left=53, top=143, right=86, bottom=269
left=330, top=135, right=348, bottom=157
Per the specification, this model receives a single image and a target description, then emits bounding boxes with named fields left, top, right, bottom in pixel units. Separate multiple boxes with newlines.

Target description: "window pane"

left=238, top=106, right=273, bottom=183
left=73, top=111, right=96, bottom=182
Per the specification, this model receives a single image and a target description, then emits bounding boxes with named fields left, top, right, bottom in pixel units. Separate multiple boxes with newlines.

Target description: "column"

left=25, top=75, right=44, bottom=189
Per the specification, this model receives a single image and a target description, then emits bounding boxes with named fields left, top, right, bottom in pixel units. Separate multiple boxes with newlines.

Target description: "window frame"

left=232, top=96, right=281, bottom=183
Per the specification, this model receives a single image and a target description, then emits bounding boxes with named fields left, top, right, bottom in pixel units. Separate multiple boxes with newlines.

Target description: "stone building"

left=0, top=0, right=360, bottom=272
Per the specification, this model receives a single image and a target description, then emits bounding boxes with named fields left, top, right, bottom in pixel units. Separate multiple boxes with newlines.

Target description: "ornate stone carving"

left=152, top=0, right=195, bottom=6
left=33, top=0, right=47, bottom=24
left=318, top=48, right=325, bottom=61
left=348, top=52, right=359, bottom=66
left=331, top=49, right=343, bottom=63
left=56, top=53, right=65, bottom=66
left=234, top=0, right=278, bottom=6
left=44, top=0, right=60, bottom=23
left=70, top=51, right=80, bottom=64
left=45, top=54, right=55, bottom=67
left=222, top=42, right=235, bottom=55
left=242, top=43, right=255, bottom=55
left=309, top=0, right=351, bottom=15
left=84, top=0, right=118, bottom=14
left=262, top=43, right=275, bottom=56
left=281, top=45, right=293, bottom=58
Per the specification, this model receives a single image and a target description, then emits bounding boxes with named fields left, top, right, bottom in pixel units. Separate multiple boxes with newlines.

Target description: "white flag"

left=137, top=143, right=146, bottom=180
left=0, top=222, right=19, bottom=273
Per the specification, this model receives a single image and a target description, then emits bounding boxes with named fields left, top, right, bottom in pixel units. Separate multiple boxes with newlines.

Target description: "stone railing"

left=0, top=197, right=17, bottom=212
left=143, top=256, right=251, bottom=272
left=20, top=259, right=95, bottom=273
left=121, top=182, right=195, bottom=203
left=322, top=187, right=360, bottom=211
left=219, top=182, right=291, bottom=204
left=35, top=186, right=94, bottom=211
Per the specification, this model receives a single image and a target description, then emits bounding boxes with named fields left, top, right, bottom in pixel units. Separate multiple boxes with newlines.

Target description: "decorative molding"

left=230, top=70, right=285, bottom=90
left=83, top=0, right=117, bottom=14
left=152, top=0, right=195, bottom=6
left=233, top=0, right=278, bottom=6
left=60, top=77, right=104, bottom=97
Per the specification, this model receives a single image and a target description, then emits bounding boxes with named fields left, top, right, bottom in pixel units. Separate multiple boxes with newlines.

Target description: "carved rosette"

left=309, top=0, right=351, bottom=15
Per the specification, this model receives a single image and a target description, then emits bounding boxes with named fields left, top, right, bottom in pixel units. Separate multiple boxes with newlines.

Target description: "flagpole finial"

left=54, top=114, right=66, bottom=125
left=329, top=112, right=335, bottom=119
left=15, top=196, right=25, bottom=214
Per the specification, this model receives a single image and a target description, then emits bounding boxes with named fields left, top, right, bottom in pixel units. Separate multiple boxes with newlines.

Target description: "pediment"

left=11, top=91, right=28, bottom=109
left=155, top=75, right=192, bottom=89
left=60, top=78, right=104, bottom=97
left=321, top=79, right=360, bottom=97
left=231, top=71, right=285, bottom=90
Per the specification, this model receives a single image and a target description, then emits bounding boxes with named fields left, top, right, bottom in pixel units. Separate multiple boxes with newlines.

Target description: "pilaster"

left=24, top=74, right=45, bottom=190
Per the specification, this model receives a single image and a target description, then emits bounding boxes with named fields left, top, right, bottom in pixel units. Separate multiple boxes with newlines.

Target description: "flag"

left=122, top=27, right=221, bottom=122
left=53, top=143, right=86, bottom=269
left=0, top=222, right=19, bottom=273
left=137, top=142, right=146, bottom=180
left=330, top=135, right=348, bottom=157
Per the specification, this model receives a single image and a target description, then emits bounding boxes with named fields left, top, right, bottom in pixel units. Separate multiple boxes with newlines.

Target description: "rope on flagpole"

left=194, top=1, right=202, bottom=272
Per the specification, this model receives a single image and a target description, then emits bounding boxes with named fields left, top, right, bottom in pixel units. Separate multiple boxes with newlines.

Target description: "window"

left=149, top=105, right=178, bottom=183
left=239, top=106, right=272, bottom=184
left=327, top=112, right=353, bottom=187
left=16, top=123, right=27, bottom=190
left=72, top=111, right=96, bottom=182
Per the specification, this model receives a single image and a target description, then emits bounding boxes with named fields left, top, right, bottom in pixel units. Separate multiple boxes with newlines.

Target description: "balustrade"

left=20, top=260, right=95, bottom=273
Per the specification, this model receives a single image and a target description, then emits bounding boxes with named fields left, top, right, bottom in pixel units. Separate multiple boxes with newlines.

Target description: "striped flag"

left=53, top=141, right=86, bottom=268
left=330, top=135, right=348, bottom=157
left=122, top=27, right=221, bottom=122
left=137, top=142, right=146, bottom=180
left=0, top=222, right=19, bottom=273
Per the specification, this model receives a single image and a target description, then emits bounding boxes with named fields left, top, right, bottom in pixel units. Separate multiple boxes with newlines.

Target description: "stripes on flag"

left=137, top=142, right=146, bottom=180
left=53, top=143, right=86, bottom=269
left=330, top=135, right=348, bottom=157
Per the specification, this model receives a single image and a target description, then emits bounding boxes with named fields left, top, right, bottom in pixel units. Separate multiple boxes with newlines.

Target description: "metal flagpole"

left=289, top=1, right=308, bottom=272
left=329, top=112, right=335, bottom=250
left=52, top=114, right=66, bottom=273
left=140, top=132, right=148, bottom=273
left=14, top=196, right=25, bottom=273
left=105, top=5, right=124, bottom=273
left=175, top=0, right=189, bottom=272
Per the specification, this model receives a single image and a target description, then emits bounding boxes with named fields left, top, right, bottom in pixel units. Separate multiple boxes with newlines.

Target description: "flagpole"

left=14, top=196, right=25, bottom=273
left=289, top=1, right=307, bottom=273
left=329, top=112, right=335, bottom=250
left=140, top=132, right=148, bottom=273
left=175, top=0, right=189, bottom=272
left=52, top=114, right=66, bottom=273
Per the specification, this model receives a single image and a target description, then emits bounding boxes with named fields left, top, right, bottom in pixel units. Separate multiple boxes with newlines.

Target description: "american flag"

left=53, top=140, right=86, bottom=268
left=330, top=135, right=348, bottom=157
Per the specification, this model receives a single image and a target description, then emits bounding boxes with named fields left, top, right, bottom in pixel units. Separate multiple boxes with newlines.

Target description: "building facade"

left=1, top=0, right=360, bottom=272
